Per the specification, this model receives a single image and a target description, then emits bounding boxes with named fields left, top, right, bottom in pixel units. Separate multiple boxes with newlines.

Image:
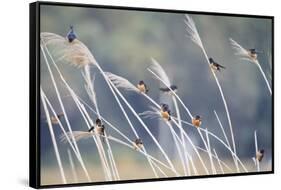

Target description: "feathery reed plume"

left=67, top=149, right=78, bottom=183
left=229, top=38, right=253, bottom=62
left=184, top=15, right=204, bottom=50
left=150, top=58, right=171, bottom=86
left=40, top=44, right=92, bottom=181
left=230, top=38, right=272, bottom=95
left=41, top=32, right=97, bottom=67
left=60, top=131, right=95, bottom=143
left=139, top=110, right=161, bottom=120
left=184, top=15, right=239, bottom=172
left=105, top=72, right=139, bottom=93
left=41, top=88, right=67, bottom=184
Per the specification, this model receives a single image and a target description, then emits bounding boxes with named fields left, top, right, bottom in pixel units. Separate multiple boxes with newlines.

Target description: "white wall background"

left=0, top=0, right=279, bottom=189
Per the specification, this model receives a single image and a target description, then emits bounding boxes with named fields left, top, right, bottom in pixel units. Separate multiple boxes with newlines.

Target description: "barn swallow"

left=137, top=80, right=149, bottom=93
left=160, top=104, right=171, bottom=121
left=94, top=118, right=105, bottom=136
left=192, top=115, right=202, bottom=128
left=209, top=58, right=225, bottom=71
left=50, top=113, right=64, bottom=124
left=88, top=118, right=105, bottom=142
left=247, top=49, right=261, bottom=60
left=160, top=85, right=178, bottom=94
left=133, top=138, right=144, bottom=150
left=66, top=25, right=77, bottom=43
left=256, top=149, right=265, bottom=162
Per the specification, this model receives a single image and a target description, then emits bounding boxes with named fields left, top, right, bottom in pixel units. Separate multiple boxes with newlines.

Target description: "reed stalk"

left=254, top=131, right=260, bottom=171
left=185, top=15, right=239, bottom=172
left=40, top=88, right=67, bottom=184
left=41, top=44, right=92, bottom=181
left=67, top=149, right=78, bottom=183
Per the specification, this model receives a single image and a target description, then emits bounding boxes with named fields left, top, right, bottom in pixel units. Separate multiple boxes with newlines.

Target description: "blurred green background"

left=40, top=4, right=272, bottom=185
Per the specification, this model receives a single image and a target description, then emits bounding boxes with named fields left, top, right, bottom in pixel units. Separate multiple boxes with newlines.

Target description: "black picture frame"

left=30, top=1, right=274, bottom=189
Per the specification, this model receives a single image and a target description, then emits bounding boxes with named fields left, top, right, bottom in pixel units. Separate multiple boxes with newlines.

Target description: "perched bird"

left=247, top=49, right=261, bottom=60
left=50, top=113, right=64, bottom=124
left=137, top=80, right=149, bottom=93
left=66, top=25, right=77, bottom=43
left=95, top=119, right=105, bottom=136
left=209, top=58, right=225, bottom=71
left=192, top=115, right=202, bottom=128
left=133, top=138, right=144, bottom=150
left=160, top=104, right=171, bottom=121
left=160, top=85, right=178, bottom=94
left=256, top=149, right=265, bottom=162
left=88, top=118, right=105, bottom=142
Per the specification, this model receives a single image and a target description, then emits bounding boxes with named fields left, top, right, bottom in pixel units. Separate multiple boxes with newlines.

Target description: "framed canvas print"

left=29, top=1, right=274, bottom=188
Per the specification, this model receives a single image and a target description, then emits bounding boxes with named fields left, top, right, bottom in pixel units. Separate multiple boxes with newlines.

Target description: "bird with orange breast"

left=160, top=104, right=171, bottom=121
left=50, top=113, right=64, bottom=125
left=247, top=49, right=262, bottom=60
left=209, top=58, right=225, bottom=72
left=256, top=149, right=265, bottom=162
left=137, top=80, right=149, bottom=94
left=192, top=115, right=202, bottom=128
left=88, top=118, right=105, bottom=142
left=133, top=138, right=144, bottom=150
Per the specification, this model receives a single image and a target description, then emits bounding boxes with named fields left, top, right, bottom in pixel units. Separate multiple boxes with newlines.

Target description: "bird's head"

left=170, top=85, right=178, bottom=90
left=161, top=103, right=169, bottom=109
left=96, top=118, right=102, bottom=125
left=209, top=58, right=214, bottom=63
left=139, top=80, right=145, bottom=85
left=135, top=138, right=143, bottom=144
left=195, top=115, right=201, bottom=120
